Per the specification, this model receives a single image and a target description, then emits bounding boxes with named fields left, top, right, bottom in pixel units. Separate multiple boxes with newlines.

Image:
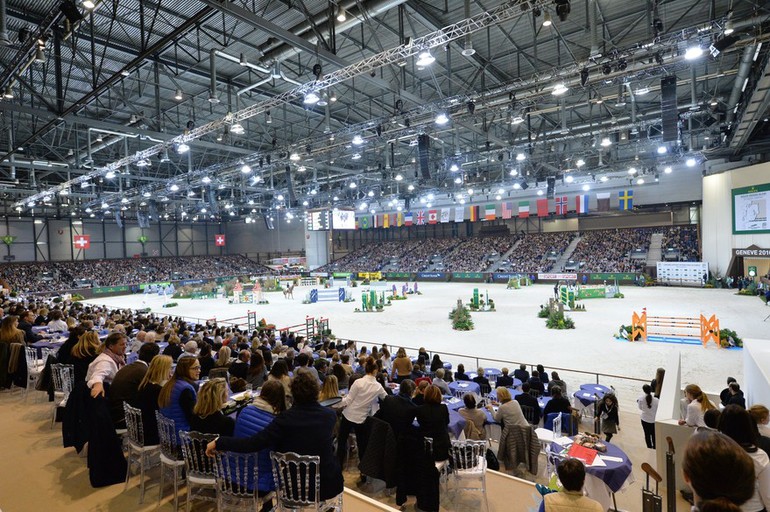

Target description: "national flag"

left=416, top=210, right=426, bottom=225
left=361, top=216, right=370, bottom=229
left=215, top=234, right=226, bottom=246
left=597, top=192, right=611, bottom=212
left=440, top=208, right=450, bottom=223
left=73, top=234, right=91, bottom=249
left=383, top=213, right=390, bottom=228
left=619, top=189, right=634, bottom=210
left=484, top=204, right=496, bottom=221
left=555, top=196, right=568, bottom=215
left=518, top=201, right=530, bottom=218
left=455, top=207, right=465, bottom=223
left=404, top=212, right=413, bottom=226
left=501, top=202, right=512, bottom=219
left=469, top=205, right=479, bottom=222
left=428, top=209, right=438, bottom=224
left=396, top=212, right=404, bottom=227
left=576, top=194, right=589, bottom=214
left=355, top=218, right=360, bottom=229
left=537, top=198, right=549, bottom=217
left=373, top=214, right=381, bottom=228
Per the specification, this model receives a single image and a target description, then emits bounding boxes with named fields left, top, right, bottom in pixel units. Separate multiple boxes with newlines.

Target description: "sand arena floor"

left=84, top=282, right=768, bottom=406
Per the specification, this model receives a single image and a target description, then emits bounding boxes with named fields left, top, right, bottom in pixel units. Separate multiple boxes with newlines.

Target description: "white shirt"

left=637, top=395, right=659, bottom=423
left=743, top=449, right=770, bottom=512
left=85, top=352, right=119, bottom=389
left=684, top=401, right=706, bottom=428
left=340, top=374, right=387, bottom=424
left=47, top=319, right=68, bottom=332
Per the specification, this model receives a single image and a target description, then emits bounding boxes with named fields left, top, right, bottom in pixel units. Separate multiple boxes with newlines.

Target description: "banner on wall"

left=537, top=273, right=577, bottom=280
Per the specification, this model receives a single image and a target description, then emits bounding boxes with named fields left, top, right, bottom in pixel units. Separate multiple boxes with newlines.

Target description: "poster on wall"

left=732, top=183, right=770, bottom=234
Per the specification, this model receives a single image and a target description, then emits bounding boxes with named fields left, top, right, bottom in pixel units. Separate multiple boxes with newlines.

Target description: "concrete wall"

left=702, top=162, right=770, bottom=275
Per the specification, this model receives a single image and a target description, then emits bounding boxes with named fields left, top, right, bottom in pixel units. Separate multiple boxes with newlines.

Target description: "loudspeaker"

left=520, top=180, right=529, bottom=190
left=284, top=165, right=296, bottom=206
left=417, top=134, right=431, bottom=179
left=661, top=76, right=678, bottom=142
left=59, top=0, right=83, bottom=24
left=546, top=176, right=556, bottom=199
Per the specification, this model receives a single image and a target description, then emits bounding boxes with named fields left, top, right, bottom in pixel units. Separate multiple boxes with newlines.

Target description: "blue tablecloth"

left=549, top=439, right=633, bottom=493
left=127, top=352, right=138, bottom=364
left=30, top=338, right=65, bottom=358
left=484, top=368, right=502, bottom=379
left=580, top=383, right=611, bottom=395
left=448, top=380, right=480, bottom=396
left=574, top=390, right=601, bottom=407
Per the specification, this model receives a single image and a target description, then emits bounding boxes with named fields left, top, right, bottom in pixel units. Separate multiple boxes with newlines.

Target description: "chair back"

left=50, top=363, right=74, bottom=396
left=124, top=402, right=148, bottom=446
left=528, top=389, right=542, bottom=398
left=213, top=451, right=260, bottom=505
left=478, top=383, right=491, bottom=396
left=209, top=367, right=229, bottom=380
left=156, top=411, right=181, bottom=460
left=552, top=414, right=562, bottom=437
left=179, top=431, right=218, bottom=478
left=544, top=412, right=577, bottom=436
left=414, top=376, right=432, bottom=387
left=270, top=451, right=321, bottom=509
left=450, top=440, right=487, bottom=472
left=520, top=404, right=536, bottom=425
left=452, top=388, right=469, bottom=399
left=25, top=346, right=43, bottom=370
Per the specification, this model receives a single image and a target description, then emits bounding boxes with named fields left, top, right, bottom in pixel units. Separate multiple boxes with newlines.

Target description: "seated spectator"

left=548, top=372, right=567, bottom=395
left=458, top=393, right=486, bottom=440
left=207, top=373, right=344, bottom=502
left=487, top=387, right=528, bottom=428
left=295, top=352, right=319, bottom=381
left=527, top=370, right=545, bottom=395
left=496, top=367, right=514, bottom=388
left=718, top=405, right=770, bottom=511
left=748, top=405, right=770, bottom=455
left=162, top=337, right=183, bottom=361
left=703, top=409, right=721, bottom=431
left=513, top=364, right=529, bottom=383
left=430, top=354, right=444, bottom=373
left=727, top=382, right=746, bottom=409
left=515, top=382, right=542, bottom=425
left=538, top=458, right=603, bottom=512
left=18, top=310, right=44, bottom=344
left=46, top=310, right=68, bottom=333
left=109, top=342, right=160, bottom=427
left=721, top=377, right=738, bottom=406
left=229, top=350, right=251, bottom=380
left=412, top=380, right=429, bottom=406
left=543, top=386, right=572, bottom=418
left=158, top=357, right=200, bottom=435
left=454, top=363, right=470, bottom=382
left=319, top=375, right=340, bottom=402
left=431, top=368, right=450, bottom=395
left=0, top=315, right=25, bottom=345
left=537, top=365, right=549, bottom=386
left=129, top=330, right=147, bottom=354
left=198, top=344, right=215, bottom=378
left=682, top=431, right=755, bottom=512
left=189, top=378, right=235, bottom=436
left=177, top=340, right=198, bottom=360
left=472, top=367, right=491, bottom=394
left=131, top=355, right=173, bottom=446
left=332, top=363, right=349, bottom=390
left=410, top=362, right=425, bottom=381
left=267, top=359, right=292, bottom=401
left=86, top=332, right=128, bottom=399
left=246, top=351, right=268, bottom=389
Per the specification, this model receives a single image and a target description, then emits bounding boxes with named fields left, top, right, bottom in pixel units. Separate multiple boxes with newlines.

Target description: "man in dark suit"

left=18, top=310, right=44, bottom=344
left=496, top=367, right=514, bottom=388
left=472, top=367, right=491, bottom=395
left=228, top=350, right=250, bottom=380
left=375, top=379, right=418, bottom=437
left=513, top=364, right=529, bottom=383
left=528, top=370, right=546, bottom=395
left=515, top=382, right=542, bottom=425
left=108, top=342, right=160, bottom=427
left=727, top=382, right=746, bottom=408
left=208, top=372, right=344, bottom=502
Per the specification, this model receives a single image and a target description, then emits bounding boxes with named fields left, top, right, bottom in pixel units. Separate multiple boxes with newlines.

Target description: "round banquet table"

left=549, top=438, right=634, bottom=511
left=573, top=389, right=602, bottom=408
left=579, top=383, right=612, bottom=395
left=448, top=380, right=480, bottom=396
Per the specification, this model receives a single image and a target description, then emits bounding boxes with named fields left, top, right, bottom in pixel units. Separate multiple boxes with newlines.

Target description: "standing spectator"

left=595, top=393, right=620, bottom=442
left=415, top=385, right=450, bottom=461
left=391, top=348, right=412, bottom=383
left=637, top=384, right=659, bottom=449
left=678, top=384, right=717, bottom=428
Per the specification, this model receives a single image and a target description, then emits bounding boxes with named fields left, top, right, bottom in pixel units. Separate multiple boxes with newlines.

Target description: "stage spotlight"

left=554, top=0, right=570, bottom=22
left=467, top=101, right=476, bottom=115
left=654, top=52, right=664, bottom=65
left=59, top=0, right=84, bottom=24
left=602, top=63, right=612, bottom=75
left=580, top=68, right=589, bottom=87
left=617, top=58, right=627, bottom=71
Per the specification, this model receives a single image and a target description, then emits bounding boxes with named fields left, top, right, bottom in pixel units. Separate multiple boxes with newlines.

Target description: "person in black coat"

left=109, top=342, right=159, bottom=427
left=472, top=367, right=491, bottom=395
left=207, top=373, right=343, bottom=502
left=720, top=377, right=737, bottom=406
left=496, top=367, right=514, bottom=388
left=18, top=310, right=44, bottom=344
left=189, top=378, right=235, bottom=436
left=376, top=379, right=418, bottom=437
left=543, top=386, right=572, bottom=417
left=415, top=385, right=450, bottom=462
left=515, top=382, right=542, bottom=425
left=726, top=382, right=746, bottom=409
left=527, top=370, right=546, bottom=395
left=513, top=364, right=529, bottom=383
left=454, top=363, right=470, bottom=382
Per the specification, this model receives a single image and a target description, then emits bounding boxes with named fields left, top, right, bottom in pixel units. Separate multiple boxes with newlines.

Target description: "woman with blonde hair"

left=216, top=346, right=233, bottom=367
left=319, top=375, right=340, bottom=402
left=679, top=384, right=717, bottom=428
left=391, top=347, right=412, bottom=383
left=0, top=315, right=25, bottom=344
left=190, top=378, right=235, bottom=436
left=134, top=355, right=173, bottom=445
left=70, top=330, right=102, bottom=384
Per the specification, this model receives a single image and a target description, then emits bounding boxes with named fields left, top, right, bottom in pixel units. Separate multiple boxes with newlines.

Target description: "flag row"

left=355, top=190, right=634, bottom=229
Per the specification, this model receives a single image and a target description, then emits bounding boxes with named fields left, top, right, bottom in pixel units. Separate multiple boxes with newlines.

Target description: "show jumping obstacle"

left=631, top=308, right=720, bottom=347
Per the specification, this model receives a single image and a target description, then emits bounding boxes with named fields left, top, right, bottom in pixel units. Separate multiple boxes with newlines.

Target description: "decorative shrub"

left=613, top=292, right=625, bottom=298
left=449, top=304, right=474, bottom=331
left=545, top=310, right=575, bottom=329
left=537, top=305, right=550, bottom=318
left=162, top=302, right=178, bottom=308
left=719, top=327, right=743, bottom=348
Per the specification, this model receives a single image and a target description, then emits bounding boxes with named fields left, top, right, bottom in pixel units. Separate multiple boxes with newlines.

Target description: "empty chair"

left=123, top=403, right=160, bottom=503
left=156, top=412, right=185, bottom=511
left=213, top=451, right=273, bottom=512
left=24, top=346, right=47, bottom=401
left=50, top=363, right=74, bottom=428
left=270, top=451, right=343, bottom=512
left=179, top=431, right=219, bottom=512
left=449, top=439, right=489, bottom=512
left=544, top=412, right=577, bottom=436
left=424, top=437, right=449, bottom=492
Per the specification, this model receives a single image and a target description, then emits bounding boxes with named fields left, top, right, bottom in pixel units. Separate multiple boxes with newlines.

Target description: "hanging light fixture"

left=600, top=136, right=612, bottom=147
left=3, top=86, right=13, bottom=99
left=542, top=11, right=552, bottom=27
left=416, top=50, right=436, bottom=67
left=336, top=6, right=347, bottom=22
left=82, top=0, right=96, bottom=8
left=303, top=91, right=320, bottom=104
left=435, top=112, right=449, bottom=125
left=552, top=82, right=568, bottom=95
left=34, top=45, right=45, bottom=63
left=174, top=88, right=183, bottom=101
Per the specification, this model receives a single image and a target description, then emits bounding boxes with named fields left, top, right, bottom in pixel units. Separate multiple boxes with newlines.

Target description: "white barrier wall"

left=702, top=162, right=770, bottom=276
left=743, top=338, right=770, bottom=407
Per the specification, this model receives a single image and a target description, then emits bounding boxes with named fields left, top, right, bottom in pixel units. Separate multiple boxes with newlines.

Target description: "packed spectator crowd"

left=569, top=228, right=656, bottom=273
left=0, top=255, right=275, bottom=295
left=397, top=237, right=463, bottom=272
left=441, top=235, right=519, bottom=272
left=661, top=225, right=700, bottom=261
left=500, top=232, right=576, bottom=274
left=318, top=241, right=413, bottom=273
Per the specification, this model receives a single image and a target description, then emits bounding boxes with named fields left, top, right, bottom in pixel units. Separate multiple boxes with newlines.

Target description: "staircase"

left=646, top=233, right=664, bottom=266
left=552, top=235, right=582, bottom=272
left=486, top=239, right=522, bottom=272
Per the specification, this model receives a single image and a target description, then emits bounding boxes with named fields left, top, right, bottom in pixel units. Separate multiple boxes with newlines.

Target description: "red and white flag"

left=215, top=234, right=226, bottom=246
left=73, top=234, right=90, bottom=249
left=501, top=202, right=512, bottom=219
left=427, top=210, right=438, bottom=224
left=555, top=196, right=568, bottom=215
